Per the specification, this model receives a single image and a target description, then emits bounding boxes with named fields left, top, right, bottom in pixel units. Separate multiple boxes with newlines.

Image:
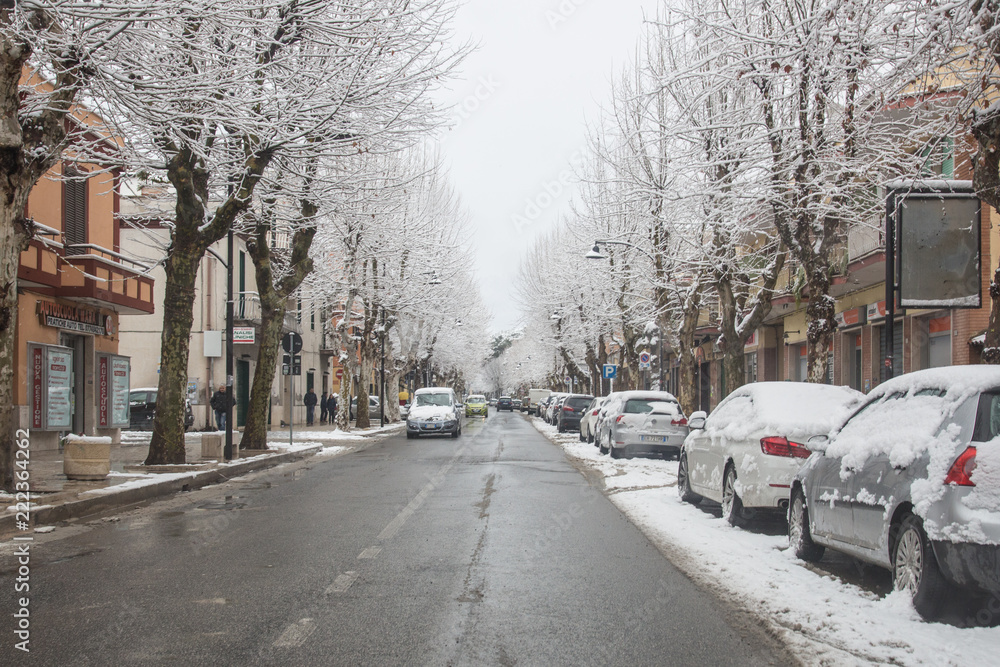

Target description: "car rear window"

left=973, top=391, right=1000, bottom=442
left=567, top=397, right=594, bottom=409
left=624, top=398, right=677, bottom=414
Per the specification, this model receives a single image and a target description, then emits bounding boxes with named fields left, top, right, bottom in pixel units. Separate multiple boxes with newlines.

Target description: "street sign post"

left=281, top=332, right=303, bottom=447
left=639, top=352, right=651, bottom=369
left=602, top=364, right=618, bottom=394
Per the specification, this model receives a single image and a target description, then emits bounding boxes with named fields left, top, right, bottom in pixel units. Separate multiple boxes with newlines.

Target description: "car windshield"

left=416, top=393, right=452, bottom=407
left=467, top=396, right=486, bottom=403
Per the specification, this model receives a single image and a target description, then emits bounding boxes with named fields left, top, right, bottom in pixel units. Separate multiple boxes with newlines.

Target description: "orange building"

left=15, top=106, right=155, bottom=450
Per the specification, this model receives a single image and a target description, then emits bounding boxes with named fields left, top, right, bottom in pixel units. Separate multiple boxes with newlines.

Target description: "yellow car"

left=464, top=394, right=488, bottom=417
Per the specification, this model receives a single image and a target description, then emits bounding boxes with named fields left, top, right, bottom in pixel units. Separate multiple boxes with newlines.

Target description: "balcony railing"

left=847, top=220, right=883, bottom=262
left=233, top=291, right=301, bottom=333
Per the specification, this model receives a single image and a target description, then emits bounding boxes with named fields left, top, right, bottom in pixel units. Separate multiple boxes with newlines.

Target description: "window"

left=745, top=352, right=757, bottom=385
left=63, top=170, right=88, bottom=255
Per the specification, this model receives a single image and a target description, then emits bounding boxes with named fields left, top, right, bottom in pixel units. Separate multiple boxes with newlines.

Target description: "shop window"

left=745, top=351, right=758, bottom=384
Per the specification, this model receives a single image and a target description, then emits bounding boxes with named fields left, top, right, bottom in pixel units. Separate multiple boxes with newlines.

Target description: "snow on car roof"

left=711, top=382, right=861, bottom=442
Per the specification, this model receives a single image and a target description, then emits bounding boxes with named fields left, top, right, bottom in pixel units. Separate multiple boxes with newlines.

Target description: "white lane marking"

left=326, top=571, right=360, bottom=594
left=358, top=546, right=382, bottom=560
left=273, top=618, right=316, bottom=647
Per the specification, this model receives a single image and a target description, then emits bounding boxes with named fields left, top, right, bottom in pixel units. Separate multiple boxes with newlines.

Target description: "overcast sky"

left=432, top=0, right=659, bottom=333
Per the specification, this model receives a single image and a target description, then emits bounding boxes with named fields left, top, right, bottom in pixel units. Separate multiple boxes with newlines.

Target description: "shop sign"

left=836, top=308, right=862, bottom=329
left=98, top=354, right=130, bottom=428
left=37, top=301, right=113, bottom=336
left=45, top=346, right=73, bottom=430
left=866, top=301, right=887, bottom=321
left=31, top=347, right=43, bottom=429
left=233, top=327, right=256, bottom=344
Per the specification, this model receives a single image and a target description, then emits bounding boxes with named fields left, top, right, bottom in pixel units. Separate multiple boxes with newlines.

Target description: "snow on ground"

left=530, top=417, right=1000, bottom=667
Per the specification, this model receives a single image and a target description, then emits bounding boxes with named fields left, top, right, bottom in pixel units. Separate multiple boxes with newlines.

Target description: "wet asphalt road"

left=1, top=410, right=794, bottom=666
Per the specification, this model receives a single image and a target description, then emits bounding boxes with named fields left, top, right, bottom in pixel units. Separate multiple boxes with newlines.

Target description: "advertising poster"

left=111, top=356, right=130, bottom=426
left=46, top=346, right=73, bottom=430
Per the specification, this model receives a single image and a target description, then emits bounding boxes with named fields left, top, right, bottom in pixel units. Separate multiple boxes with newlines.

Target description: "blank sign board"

left=899, top=194, right=981, bottom=309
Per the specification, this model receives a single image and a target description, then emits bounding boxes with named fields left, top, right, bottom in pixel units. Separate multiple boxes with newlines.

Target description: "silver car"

left=790, top=366, right=1000, bottom=620
left=597, top=390, right=688, bottom=459
left=579, top=396, right=606, bottom=443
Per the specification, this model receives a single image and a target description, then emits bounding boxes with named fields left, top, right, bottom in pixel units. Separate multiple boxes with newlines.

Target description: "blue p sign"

left=602, top=364, right=618, bottom=380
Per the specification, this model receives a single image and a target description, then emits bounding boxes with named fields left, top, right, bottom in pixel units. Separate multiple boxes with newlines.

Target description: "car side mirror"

left=807, top=434, right=829, bottom=446
left=688, top=411, right=707, bottom=430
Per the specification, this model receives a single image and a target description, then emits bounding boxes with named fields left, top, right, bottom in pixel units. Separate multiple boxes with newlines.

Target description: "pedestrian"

left=210, top=385, right=229, bottom=431
left=304, top=387, right=318, bottom=425
left=328, top=393, right=338, bottom=425
left=320, top=391, right=329, bottom=424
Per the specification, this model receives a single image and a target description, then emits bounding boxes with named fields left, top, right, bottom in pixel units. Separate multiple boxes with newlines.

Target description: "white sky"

left=432, top=0, right=659, bottom=333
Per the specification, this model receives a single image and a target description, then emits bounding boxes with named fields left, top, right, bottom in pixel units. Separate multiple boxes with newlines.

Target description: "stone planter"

left=63, top=435, right=112, bottom=481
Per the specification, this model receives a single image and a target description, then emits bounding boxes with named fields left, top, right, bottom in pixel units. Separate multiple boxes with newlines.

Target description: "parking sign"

left=602, top=364, right=618, bottom=380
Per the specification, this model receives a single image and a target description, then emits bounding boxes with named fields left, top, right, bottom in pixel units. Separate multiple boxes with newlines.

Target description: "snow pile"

left=714, top=382, right=862, bottom=442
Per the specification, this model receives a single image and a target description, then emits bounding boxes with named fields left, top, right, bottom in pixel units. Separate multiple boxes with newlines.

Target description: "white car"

left=596, top=391, right=688, bottom=459
left=579, top=396, right=606, bottom=443
left=679, top=382, right=863, bottom=526
left=406, top=387, right=462, bottom=438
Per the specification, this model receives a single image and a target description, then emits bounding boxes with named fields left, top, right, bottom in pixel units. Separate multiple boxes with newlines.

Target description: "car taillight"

left=944, top=446, right=977, bottom=486
left=615, top=415, right=624, bottom=423
left=671, top=417, right=687, bottom=426
left=592, top=409, right=599, bottom=415
left=760, top=436, right=810, bottom=459
left=564, top=406, right=574, bottom=412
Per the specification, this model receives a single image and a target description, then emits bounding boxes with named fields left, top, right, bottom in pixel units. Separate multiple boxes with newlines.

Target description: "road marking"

left=326, top=571, right=360, bottom=594
left=273, top=618, right=316, bottom=647
left=378, top=460, right=456, bottom=541
left=358, top=546, right=382, bottom=559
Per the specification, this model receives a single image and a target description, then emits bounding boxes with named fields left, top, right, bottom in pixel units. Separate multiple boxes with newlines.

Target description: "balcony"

left=233, top=292, right=301, bottom=333
left=19, top=228, right=155, bottom=315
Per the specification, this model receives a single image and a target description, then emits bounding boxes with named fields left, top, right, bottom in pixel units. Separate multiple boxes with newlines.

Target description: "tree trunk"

left=356, top=342, right=373, bottom=428
left=0, top=209, right=31, bottom=490
left=805, top=283, right=835, bottom=383
left=146, top=247, right=201, bottom=464
left=240, top=297, right=285, bottom=450
left=676, top=287, right=702, bottom=415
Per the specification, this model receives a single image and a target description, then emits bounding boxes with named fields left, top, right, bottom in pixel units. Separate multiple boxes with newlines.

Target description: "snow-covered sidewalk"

left=530, top=417, right=1000, bottom=667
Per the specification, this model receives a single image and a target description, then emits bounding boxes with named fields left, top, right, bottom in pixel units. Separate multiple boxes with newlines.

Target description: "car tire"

left=406, top=432, right=416, bottom=439
left=677, top=453, right=703, bottom=505
left=598, top=432, right=608, bottom=455
left=558, top=421, right=566, bottom=433
left=609, top=442, right=624, bottom=459
left=788, top=487, right=824, bottom=562
left=451, top=428, right=460, bottom=438
left=722, top=465, right=746, bottom=527
left=893, top=514, right=949, bottom=620
left=578, top=429, right=585, bottom=442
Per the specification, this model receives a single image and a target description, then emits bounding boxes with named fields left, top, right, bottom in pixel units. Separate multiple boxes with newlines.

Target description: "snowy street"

left=528, top=417, right=1000, bottom=666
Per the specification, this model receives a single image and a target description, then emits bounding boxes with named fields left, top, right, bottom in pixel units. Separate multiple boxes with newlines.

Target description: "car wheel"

left=609, top=442, right=624, bottom=459
left=451, top=428, right=460, bottom=438
left=788, top=487, right=824, bottom=562
left=721, top=465, right=746, bottom=527
left=406, top=432, right=416, bottom=439
left=598, top=432, right=608, bottom=455
left=558, top=421, right=566, bottom=433
left=677, top=453, right=703, bottom=505
left=893, top=514, right=949, bottom=620
left=578, top=429, right=585, bottom=442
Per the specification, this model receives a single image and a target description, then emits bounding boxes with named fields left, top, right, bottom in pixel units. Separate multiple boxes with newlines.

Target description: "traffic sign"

left=281, top=331, right=303, bottom=354
left=602, top=364, right=618, bottom=380
left=639, top=351, right=651, bottom=370
left=335, top=368, right=344, bottom=379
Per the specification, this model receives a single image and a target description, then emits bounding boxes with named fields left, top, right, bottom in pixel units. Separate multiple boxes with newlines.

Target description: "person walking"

left=304, top=387, right=318, bottom=426
left=210, top=385, right=230, bottom=431
left=320, top=391, right=329, bottom=424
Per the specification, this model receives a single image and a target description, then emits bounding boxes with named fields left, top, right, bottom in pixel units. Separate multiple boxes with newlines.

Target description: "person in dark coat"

left=304, top=388, right=318, bottom=425
left=320, top=391, right=329, bottom=424
left=210, top=385, right=232, bottom=431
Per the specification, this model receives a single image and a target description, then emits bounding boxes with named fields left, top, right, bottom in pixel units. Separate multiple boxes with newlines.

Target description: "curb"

left=0, top=445, right=323, bottom=538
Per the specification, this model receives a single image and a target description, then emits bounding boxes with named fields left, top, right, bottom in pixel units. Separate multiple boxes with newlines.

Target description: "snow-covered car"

left=464, top=394, right=488, bottom=417
left=596, top=391, right=687, bottom=459
left=544, top=392, right=568, bottom=424
left=679, top=382, right=863, bottom=525
left=579, top=396, right=606, bottom=443
left=406, top=387, right=462, bottom=438
left=789, top=366, right=1000, bottom=621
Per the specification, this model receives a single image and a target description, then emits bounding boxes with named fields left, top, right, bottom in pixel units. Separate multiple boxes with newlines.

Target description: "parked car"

left=535, top=395, right=554, bottom=420
left=595, top=391, right=687, bottom=459
left=497, top=396, right=514, bottom=411
left=579, top=397, right=607, bottom=443
left=406, top=387, right=462, bottom=438
left=555, top=394, right=595, bottom=433
left=464, top=394, right=488, bottom=417
left=790, top=366, right=1000, bottom=620
left=129, top=388, right=194, bottom=431
left=513, top=398, right=522, bottom=410
left=679, top=382, right=863, bottom=525
left=349, top=395, right=381, bottom=420
left=544, top=392, right=568, bottom=423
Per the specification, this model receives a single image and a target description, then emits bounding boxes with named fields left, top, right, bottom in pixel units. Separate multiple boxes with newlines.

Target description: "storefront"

left=16, top=295, right=131, bottom=451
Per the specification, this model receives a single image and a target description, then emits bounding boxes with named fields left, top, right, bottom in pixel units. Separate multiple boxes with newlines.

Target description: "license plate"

left=640, top=435, right=667, bottom=443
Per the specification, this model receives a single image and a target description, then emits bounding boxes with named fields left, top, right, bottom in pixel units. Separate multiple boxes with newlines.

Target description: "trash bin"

left=63, top=435, right=112, bottom=481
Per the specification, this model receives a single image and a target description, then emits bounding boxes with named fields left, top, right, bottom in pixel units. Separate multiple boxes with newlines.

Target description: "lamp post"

left=225, top=230, right=234, bottom=461
left=379, top=306, right=385, bottom=428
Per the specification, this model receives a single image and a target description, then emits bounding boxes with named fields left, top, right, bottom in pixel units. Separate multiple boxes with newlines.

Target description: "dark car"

left=497, top=396, right=514, bottom=411
left=129, top=388, right=194, bottom=431
left=555, top=394, right=596, bottom=433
